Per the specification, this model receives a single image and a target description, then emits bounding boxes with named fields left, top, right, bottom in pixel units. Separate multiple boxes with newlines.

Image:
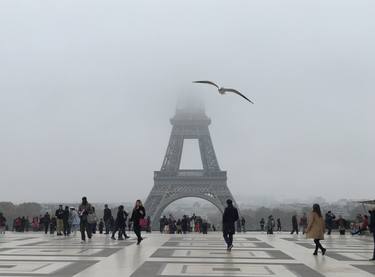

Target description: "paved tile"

left=0, top=232, right=374, bottom=277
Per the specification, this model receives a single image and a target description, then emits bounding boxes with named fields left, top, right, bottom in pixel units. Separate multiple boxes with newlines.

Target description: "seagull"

left=193, top=80, right=254, bottom=104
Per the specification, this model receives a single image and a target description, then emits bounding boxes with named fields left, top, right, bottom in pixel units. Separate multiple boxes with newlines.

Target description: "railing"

left=154, top=170, right=227, bottom=178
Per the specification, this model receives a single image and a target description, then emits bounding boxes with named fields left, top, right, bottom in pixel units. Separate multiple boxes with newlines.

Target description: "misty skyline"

left=0, top=0, right=374, bottom=203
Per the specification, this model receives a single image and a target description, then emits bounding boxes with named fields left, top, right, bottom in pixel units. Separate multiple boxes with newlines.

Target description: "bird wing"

left=192, top=80, right=220, bottom=89
left=224, top=88, right=254, bottom=104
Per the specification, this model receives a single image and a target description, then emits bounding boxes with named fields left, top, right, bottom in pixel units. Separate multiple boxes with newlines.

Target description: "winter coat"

left=306, top=212, right=325, bottom=240
left=78, top=203, right=92, bottom=221
left=116, top=210, right=128, bottom=227
left=130, top=206, right=146, bottom=227
left=103, top=208, right=112, bottom=222
left=369, top=210, right=375, bottom=233
left=222, top=204, right=239, bottom=234
left=55, top=209, right=64, bottom=220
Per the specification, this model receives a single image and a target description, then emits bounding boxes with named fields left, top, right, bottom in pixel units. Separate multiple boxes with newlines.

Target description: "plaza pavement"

left=0, top=231, right=374, bottom=276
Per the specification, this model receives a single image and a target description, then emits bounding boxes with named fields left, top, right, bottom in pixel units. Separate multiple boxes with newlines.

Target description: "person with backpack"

left=222, top=199, right=239, bottom=251
left=111, top=205, right=129, bottom=240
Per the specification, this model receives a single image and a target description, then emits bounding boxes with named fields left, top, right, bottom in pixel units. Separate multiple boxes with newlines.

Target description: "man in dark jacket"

left=111, top=205, right=129, bottom=240
left=291, top=214, right=299, bottom=234
left=43, top=212, right=51, bottom=234
left=55, top=205, right=64, bottom=236
left=63, top=206, right=70, bottom=236
left=369, top=209, right=375, bottom=261
left=103, top=204, right=112, bottom=235
left=325, top=211, right=335, bottom=235
left=222, top=199, right=239, bottom=251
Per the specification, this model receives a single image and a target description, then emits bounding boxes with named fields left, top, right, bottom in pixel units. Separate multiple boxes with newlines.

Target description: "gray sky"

left=0, top=0, right=374, bottom=203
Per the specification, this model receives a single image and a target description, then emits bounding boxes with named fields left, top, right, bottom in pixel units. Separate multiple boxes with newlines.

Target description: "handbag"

left=139, top=218, right=148, bottom=228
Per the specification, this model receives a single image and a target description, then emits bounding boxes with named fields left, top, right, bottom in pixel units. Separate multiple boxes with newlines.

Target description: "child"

left=98, top=218, right=104, bottom=234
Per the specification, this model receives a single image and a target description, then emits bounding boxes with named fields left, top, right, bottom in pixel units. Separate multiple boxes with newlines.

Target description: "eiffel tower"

left=144, top=106, right=238, bottom=230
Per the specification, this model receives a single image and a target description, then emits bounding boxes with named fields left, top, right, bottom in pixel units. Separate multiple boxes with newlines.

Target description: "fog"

left=0, top=0, right=374, bottom=203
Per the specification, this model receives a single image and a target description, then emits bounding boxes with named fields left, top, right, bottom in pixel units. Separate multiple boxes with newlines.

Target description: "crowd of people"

left=159, top=214, right=213, bottom=234
left=1, top=199, right=374, bottom=260
left=0, top=197, right=148, bottom=245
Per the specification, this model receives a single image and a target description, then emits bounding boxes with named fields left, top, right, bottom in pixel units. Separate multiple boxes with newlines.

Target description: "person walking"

left=300, top=213, right=308, bottom=234
left=130, top=200, right=146, bottom=245
left=112, top=205, right=129, bottom=240
left=260, top=218, right=265, bottom=231
left=277, top=218, right=282, bottom=232
left=160, top=216, right=167, bottom=233
left=291, top=214, right=299, bottom=234
left=369, top=209, right=375, bottom=261
left=78, top=197, right=92, bottom=242
left=43, top=212, right=50, bottom=234
left=267, top=215, right=275, bottom=234
left=55, top=205, right=64, bottom=236
left=306, top=204, right=326, bottom=256
left=63, top=206, right=70, bottom=236
left=325, top=211, right=335, bottom=235
left=0, top=213, right=6, bottom=234
left=240, top=217, right=246, bottom=233
left=222, top=199, right=239, bottom=251
left=70, top=208, right=80, bottom=236
left=103, top=204, right=112, bottom=235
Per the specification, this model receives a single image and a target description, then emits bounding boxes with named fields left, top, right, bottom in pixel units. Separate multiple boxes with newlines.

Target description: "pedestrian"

left=300, top=213, right=308, bottom=234
left=325, top=211, right=335, bottom=235
left=182, top=215, right=189, bottom=234
left=277, top=218, right=282, bottom=232
left=369, top=209, right=375, bottom=261
left=267, top=215, right=275, bottom=234
left=50, top=217, right=56, bottom=234
left=98, top=219, right=104, bottom=234
left=260, top=218, right=265, bottom=231
left=291, top=214, right=299, bottom=234
left=78, top=196, right=92, bottom=242
left=112, top=205, right=129, bottom=240
left=176, top=219, right=182, bottom=234
left=130, top=200, right=146, bottom=245
left=241, top=217, right=246, bottom=233
left=222, top=199, right=239, bottom=252
left=306, top=204, right=326, bottom=256
left=63, top=206, right=70, bottom=236
left=0, top=213, right=6, bottom=234
left=103, top=204, right=112, bottom=235
left=43, top=212, right=50, bottom=234
left=337, top=215, right=346, bottom=235
left=88, top=206, right=98, bottom=234
left=70, top=208, right=80, bottom=236
left=55, top=205, right=64, bottom=236
left=160, top=216, right=167, bottom=233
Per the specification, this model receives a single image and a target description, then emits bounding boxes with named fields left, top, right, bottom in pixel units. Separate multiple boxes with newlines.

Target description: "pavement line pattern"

left=0, top=232, right=374, bottom=276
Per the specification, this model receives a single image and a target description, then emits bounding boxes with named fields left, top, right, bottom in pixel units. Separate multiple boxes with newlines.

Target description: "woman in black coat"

left=130, top=200, right=146, bottom=245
